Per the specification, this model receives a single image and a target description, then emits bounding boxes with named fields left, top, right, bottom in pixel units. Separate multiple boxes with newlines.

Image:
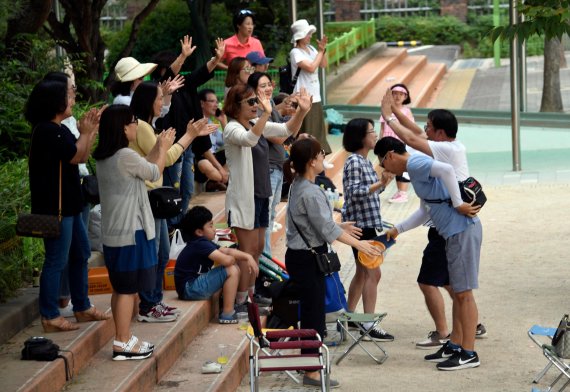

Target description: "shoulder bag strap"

left=287, top=183, right=318, bottom=255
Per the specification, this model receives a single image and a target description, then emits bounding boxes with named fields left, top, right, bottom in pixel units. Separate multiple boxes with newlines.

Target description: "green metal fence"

left=200, top=19, right=377, bottom=97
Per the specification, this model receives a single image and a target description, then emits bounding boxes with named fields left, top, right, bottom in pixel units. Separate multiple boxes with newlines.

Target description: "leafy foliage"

left=489, top=0, right=570, bottom=42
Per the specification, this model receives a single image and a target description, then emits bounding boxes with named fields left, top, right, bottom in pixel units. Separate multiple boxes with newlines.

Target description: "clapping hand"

left=157, top=128, right=176, bottom=151
left=186, top=117, right=217, bottom=138
left=180, top=35, right=196, bottom=58
left=317, top=35, right=328, bottom=52
left=291, top=87, right=312, bottom=113
left=78, top=107, right=102, bottom=135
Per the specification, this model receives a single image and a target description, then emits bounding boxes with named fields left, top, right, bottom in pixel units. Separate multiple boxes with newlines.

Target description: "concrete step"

left=1, top=135, right=348, bottom=392
left=358, top=55, right=427, bottom=106
left=63, top=293, right=219, bottom=392
left=406, top=62, right=447, bottom=108
left=327, top=48, right=407, bottom=105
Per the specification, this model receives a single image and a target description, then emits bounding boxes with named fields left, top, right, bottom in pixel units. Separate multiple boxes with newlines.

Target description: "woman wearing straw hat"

left=111, top=57, right=158, bottom=106
left=289, top=19, right=331, bottom=155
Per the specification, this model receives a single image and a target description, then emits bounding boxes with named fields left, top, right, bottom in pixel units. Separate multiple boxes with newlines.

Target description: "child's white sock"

left=236, top=291, right=247, bottom=304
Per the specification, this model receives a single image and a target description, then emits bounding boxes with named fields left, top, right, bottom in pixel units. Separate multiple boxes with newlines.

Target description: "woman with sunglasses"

left=219, top=9, right=265, bottom=69
left=129, top=81, right=215, bottom=322
left=284, top=137, right=382, bottom=388
left=222, top=84, right=311, bottom=310
left=246, top=72, right=287, bottom=258
left=224, top=57, right=254, bottom=98
left=94, top=104, right=174, bottom=360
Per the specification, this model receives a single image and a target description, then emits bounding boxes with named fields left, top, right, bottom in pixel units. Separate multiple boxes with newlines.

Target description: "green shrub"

left=376, top=16, right=472, bottom=45
left=0, top=159, right=44, bottom=302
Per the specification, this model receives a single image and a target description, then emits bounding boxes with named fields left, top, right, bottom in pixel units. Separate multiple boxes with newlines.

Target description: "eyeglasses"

left=129, top=116, right=138, bottom=125
left=239, top=9, right=253, bottom=15
left=319, top=149, right=326, bottom=156
left=380, top=150, right=393, bottom=168
left=240, top=97, right=258, bottom=106
left=205, top=99, right=218, bottom=104
left=242, top=66, right=255, bottom=74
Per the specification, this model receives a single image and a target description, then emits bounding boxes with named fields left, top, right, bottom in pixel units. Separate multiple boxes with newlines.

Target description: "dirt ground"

left=239, top=183, right=570, bottom=391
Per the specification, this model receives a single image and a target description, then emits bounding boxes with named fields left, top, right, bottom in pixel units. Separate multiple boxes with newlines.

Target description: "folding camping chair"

left=335, top=312, right=388, bottom=365
left=247, top=299, right=331, bottom=392
left=528, top=324, right=570, bottom=391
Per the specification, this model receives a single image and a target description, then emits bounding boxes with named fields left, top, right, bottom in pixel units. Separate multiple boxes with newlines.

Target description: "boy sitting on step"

left=175, top=206, right=258, bottom=323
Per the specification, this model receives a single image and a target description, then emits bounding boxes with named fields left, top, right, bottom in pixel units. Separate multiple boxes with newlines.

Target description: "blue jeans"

left=165, top=150, right=194, bottom=227
left=139, top=218, right=170, bottom=313
left=59, top=203, right=91, bottom=301
left=183, top=267, right=227, bottom=300
left=41, top=214, right=91, bottom=319
left=263, top=168, right=284, bottom=256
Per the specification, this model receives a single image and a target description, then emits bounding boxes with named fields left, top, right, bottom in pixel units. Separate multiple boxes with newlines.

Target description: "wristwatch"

left=386, top=114, right=396, bottom=124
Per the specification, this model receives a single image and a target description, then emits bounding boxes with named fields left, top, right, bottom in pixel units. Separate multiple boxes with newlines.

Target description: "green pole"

left=493, top=0, right=501, bottom=67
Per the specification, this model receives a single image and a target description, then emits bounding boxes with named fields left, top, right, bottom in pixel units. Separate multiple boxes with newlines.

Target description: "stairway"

left=0, top=142, right=350, bottom=392
left=327, top=47, right=447, bottom=108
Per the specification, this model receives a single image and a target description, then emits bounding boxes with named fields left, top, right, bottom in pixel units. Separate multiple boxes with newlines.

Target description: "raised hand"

left=257, top=88, right=272, bottom=114
left=381, top=88, right=394, bottom=121
left=180, top=35, right=196, bottom=58
left=167, top=74, right=185, bottom=94
left=214, top=38, right=225, bottom=61
left=186, top=117, right=216, bottom=138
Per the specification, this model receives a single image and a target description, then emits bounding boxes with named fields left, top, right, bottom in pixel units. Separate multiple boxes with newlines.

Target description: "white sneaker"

left=59, top=303, right=74, bottom=318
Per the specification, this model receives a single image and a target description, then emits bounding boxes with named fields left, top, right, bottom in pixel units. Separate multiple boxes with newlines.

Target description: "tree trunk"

left=540, top=37, right=563, bottom=112
left=186, top=0, right=212, bottom=68
left=4, top=0, right=53, bottom=57
left=560, top=42, right=567, bottom=69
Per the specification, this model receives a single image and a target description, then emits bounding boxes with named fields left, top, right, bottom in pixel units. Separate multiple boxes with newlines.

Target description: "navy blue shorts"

left=253, top=197, right=270, bottom=228
left=417, top=227, right=449, bottom=287
left=103, top=230, right=158, bottom=294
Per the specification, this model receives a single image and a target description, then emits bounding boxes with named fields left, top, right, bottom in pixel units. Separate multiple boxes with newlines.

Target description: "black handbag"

left=288, top=207, right=341, bottom=275
left=148, top=186, right=182, bottom=219
left=16, top=161, right=62, bottom=238
left=81, top=161, right=100, bottom=205
left=424, top=176, right=487, bottom=208
left=459, top=177, right=487, bottom=207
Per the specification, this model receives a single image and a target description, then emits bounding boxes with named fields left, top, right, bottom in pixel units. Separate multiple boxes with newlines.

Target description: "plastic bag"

left=169, top=229, right=186, bottom=260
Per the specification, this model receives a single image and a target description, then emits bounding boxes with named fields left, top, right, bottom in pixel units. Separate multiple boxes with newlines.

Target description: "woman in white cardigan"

left=223, top=84, right=311, bottom=307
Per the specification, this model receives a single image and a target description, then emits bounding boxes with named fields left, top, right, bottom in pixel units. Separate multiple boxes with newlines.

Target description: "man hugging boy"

left=175, top=206, right=258, bottom=323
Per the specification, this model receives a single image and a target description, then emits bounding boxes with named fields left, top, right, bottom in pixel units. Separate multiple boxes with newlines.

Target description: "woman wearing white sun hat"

left=111, top=57, right=158, bottom=106
left=289, top=19, right=331, bottom=155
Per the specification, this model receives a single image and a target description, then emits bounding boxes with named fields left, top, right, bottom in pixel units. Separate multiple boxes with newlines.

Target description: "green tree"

left=490, top=0, right=570, bottom=112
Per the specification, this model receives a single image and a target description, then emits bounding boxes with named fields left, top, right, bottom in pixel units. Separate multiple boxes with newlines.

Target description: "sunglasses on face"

left=241, top=97, right=258, bottom=106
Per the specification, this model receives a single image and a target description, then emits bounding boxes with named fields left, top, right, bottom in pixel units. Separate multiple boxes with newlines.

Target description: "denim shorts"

left=183, top=267, right=228, bottom=300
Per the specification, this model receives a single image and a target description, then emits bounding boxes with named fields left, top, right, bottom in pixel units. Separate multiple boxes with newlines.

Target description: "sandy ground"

left=238, top=183, right=570, bottom=391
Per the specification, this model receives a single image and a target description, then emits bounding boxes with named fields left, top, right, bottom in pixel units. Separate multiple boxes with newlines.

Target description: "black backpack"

left=278, top=61, right=301, bottom=94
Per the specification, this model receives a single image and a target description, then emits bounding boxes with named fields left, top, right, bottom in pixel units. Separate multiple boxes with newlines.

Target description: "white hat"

left=290, top=19, right=317, bottom=44
left=114, top=57, right=157, bottom=82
